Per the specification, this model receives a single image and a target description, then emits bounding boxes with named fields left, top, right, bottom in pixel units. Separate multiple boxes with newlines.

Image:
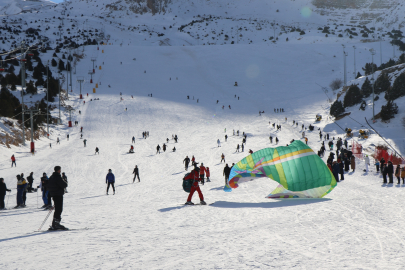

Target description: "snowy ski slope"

left=1, top=41, right=405, bottom=269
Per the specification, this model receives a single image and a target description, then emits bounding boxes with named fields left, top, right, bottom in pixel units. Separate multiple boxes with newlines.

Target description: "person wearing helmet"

left=184, top=163, right=206, bottom=205
left=106, top=169, right=115, bottom=195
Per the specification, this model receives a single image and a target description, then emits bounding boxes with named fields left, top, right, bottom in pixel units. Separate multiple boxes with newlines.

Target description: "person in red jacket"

left=206, top=167, right=211, bottom=182
left=184, top=165, right=206, bottom=205
left=11, top=155, right=16, bottom=167
left=191, top=155, right=195, bottom=165
left=199, top=163, right=206, bottom=185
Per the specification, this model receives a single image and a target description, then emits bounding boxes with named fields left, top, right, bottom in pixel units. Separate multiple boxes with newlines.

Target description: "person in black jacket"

left=27, top=172, right=34, bottom=192
left=223, top=164, right=231, bottom=186
left=382, top=164, right=388, bottom=184
left=47, top=166, right=68, bottom=230
left=387, top=161, right=394, bottom=184
left=0, top=178, right=11, bottom=210
left=133, top=165, right=140, bottom=182
left=40, top=173, right=52, bottom=209
left=183, top=156, right=190, bottom=171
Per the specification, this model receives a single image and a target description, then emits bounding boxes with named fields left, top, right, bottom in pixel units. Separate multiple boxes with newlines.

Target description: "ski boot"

left=185, top=201, right=194, bottom=205
left=200, top=201, right=207, bottom=205
left=50, top=218, right=68, bottom=230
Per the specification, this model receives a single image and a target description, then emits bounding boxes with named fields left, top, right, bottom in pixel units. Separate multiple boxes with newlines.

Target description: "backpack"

left=182, top=173, right=192, bottom=193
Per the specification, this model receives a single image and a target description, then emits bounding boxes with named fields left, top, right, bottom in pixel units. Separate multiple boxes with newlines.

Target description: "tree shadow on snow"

left=209, top=199, right=331, bottom=209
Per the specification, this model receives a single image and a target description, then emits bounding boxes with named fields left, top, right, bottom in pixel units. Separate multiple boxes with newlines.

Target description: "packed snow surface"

left=1, top=41, right=405, bottom=269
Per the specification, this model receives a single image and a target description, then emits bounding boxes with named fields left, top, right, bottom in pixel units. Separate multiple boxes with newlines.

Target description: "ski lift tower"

left=77, top=76, right=84, bottom=99
left=91, top=57, right=96, bottom=73
left=27, top=102, right=39, bottom=154
left=88, top=70, right=93, bottom=83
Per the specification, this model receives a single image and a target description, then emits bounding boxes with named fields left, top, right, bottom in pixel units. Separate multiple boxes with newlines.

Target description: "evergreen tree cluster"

left=343, top=85, right=362, bottom=108
left=380, top=100, right=398, bottom=121
left=330, top=100, right=345, bottom=117
left=0, top=87, right=20, bottom=118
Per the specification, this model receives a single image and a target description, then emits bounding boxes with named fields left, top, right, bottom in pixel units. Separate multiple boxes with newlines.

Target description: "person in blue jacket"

left=16, top=174, right=27, bottom=208
left=106, top=169, right=115, bottom=195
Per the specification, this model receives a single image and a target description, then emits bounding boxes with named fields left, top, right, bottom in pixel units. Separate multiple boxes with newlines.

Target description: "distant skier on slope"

left=133, top=165, right=140, bottom=182
left=106, top=169, right=115, bottom=195
left=183, top=156, right=190, bottom=170
left=156, top=144, right=161, bottom=154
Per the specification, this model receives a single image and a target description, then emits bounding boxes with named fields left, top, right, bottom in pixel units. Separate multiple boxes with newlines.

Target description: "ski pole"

left=36, top=188, right=39, bottom=209
left=38, top=206, right=54, bottom=231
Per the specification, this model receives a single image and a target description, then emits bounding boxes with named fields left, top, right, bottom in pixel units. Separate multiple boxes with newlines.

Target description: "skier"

left=95, top=147, right=100, bottom=155
left=237, top=130, right=239, bottom=136
left=80, top=134, right=83, bottom=139
left=156, top=144, right=161, bottom=154
left=67, top=134, right=69, bottom=141
left=206, top=167, right=211, bottom=182
left=166, top=138, right=169, bottom=143
left=173, top=147, right=176, bottom=152
left=129, top=145, right=134, bottom=153
left=20, top=173, right=27, bottom=206
left=241, top=144, right=244, bottom=152
left=132, top=136, right=135, bottom=143
left=163, top=144, right=167, bottom=152
left=199, top=163, right=206, bottom=185
left=15, top=175, right=26, bottom=208
left=57, top=137, right=60, bottom=144
left=221, top=153, right=225, bottom=163
left=236, top=144, right=240, bottom=152
left=133, top=165, right=140, bottom=182
left=225, top=135, right=228, bottom=142
left=80, top=127, right=83, bottom=132
left=174, top=135, right=178, bottom=143
left=269, top=136, right=273, bottom=143
left=106, top=169, right=115, bottom=195
left=217, top=139, right=221, bottom=147
left=229, top=105, right=231, bottom=109
left=0, top=178, right=11, bottom=210
left=275, top=137, right=279, bottom=144
left=305, top=137, right=308, bottom=145
left=83, top=139, right=87, bottom=147
left=223, top=164, right=231, bottom=186
left=47, top=166, right=68, bottom=230
left=191, top=156, right=196, bottom=166
left=387, top=161, right=394, bottom=183
left=183, top=156, right=190, bottom=170
left=27, top=172, right=34, bottom=193
left=11, top=155, right=16, bottom=167
left=184, top=165, right=206, bottom=205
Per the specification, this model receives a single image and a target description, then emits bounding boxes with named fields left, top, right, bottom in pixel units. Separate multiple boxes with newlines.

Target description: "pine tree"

left=343, top=84, right=362, bottom=108
left=32, top=65, right=43, bottom=80
left=361, top=77, right=372, bottom=97
left=380, top=100, right=398, bottom=121
left=330, top=100, right=345, bottom=117
left=356, top=72, right=362, bottom=79
left=58, top=59, right=65, bottom=71
left=51, top=58, right=57, bottom=67
left=385, top=72, right=405, bottom=100
left=375, top=73, right=391, bottom=95
left=363, top=63, right=377, bottom=76
left=26, top=80, right=37, bottom=95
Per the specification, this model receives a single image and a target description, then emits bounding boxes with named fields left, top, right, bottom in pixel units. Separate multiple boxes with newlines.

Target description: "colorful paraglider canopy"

left=224, top=140, right=336, bottom=198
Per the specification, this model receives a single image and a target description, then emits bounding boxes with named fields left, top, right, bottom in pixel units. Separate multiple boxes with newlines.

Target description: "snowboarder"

left=129, top=145, right=134, bottom=153
left=183, top=156, right=191, bottom=170
left=106, top=169, right=115, bottom=195
left=221, top=153, right=225, bottom=163
left=0, top=178, right=11, bottom=210
left=156, top=144, right=161, bottom=154
left=83, top=139, right=87, bottom=147
left=217, top=139, right=221, bottom=147
left=11, top=155, right=16, bottom=167
left=95, top=147, right=100, bottom=155
left=206, top=167, right=211, bottom=182
left=223, top=164, right=231, bottom=186
left=184, top=165, right=206, bottom=205
left=133, top=165, right=140, bottom=182
left=47, top=166, right=68, bottom=230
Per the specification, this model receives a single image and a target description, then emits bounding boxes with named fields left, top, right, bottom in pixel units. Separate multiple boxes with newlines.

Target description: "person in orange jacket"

left=199, top=163, right=206, bottom=185
left=184, top=164, right=206, bottom=205
left=206, top=167, right=211, bottom=182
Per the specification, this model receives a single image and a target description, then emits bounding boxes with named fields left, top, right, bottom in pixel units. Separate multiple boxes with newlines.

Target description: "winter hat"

left=16, top=175, right=21, bottom=180
left=108, top=169, right=112, bottom=172
left=43, top=172, right=47, bottom=176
